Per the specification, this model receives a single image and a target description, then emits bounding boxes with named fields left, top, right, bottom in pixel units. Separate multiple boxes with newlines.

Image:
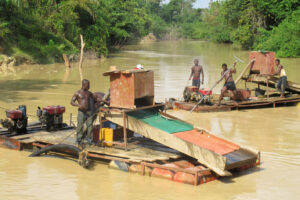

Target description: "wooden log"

left=62, top=53, right=70, bottom=68
left=235, top=59, right=255, bottom=85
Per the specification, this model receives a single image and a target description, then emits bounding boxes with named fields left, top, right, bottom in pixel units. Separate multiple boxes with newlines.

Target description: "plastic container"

left=223, top=96, right=230, bottom=102
left=99, top=128, right=113, bottom=147
left=108, top=160, right=129, bottom=172
left=6, top=110, right=22, bottom=119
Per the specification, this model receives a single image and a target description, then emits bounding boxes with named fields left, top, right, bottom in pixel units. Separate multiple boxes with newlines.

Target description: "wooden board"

left=110, top=73, right=135, bottom=108
left=243, top=75, right=300, bottom=93
left=29, top=130, right=180, bottom=163
left=134, top=71, right=154, bottom=98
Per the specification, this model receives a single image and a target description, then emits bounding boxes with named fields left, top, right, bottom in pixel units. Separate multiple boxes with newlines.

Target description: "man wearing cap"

left=189, top=59, right=204, bottom=89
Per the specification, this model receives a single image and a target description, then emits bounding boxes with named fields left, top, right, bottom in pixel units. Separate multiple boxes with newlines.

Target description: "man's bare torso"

left=192, top=65, right=203, bottom=79
left=74, top=89, right=93, bottom=111
left=222, top=69, right=234, bottom=83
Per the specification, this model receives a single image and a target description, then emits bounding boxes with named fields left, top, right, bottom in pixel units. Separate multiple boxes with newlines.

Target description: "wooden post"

left=62, top=53, right=70, bottom=68
left=122, top=111, right=128, bottom=151
left=141, top=163, right=145, bottom=176
left=266, top=77, right=269, bottom=98
left=69, top=113, right=72, bottom=126
left=194, top=172, right=198, bottom=186
left=99, top=110, right=103, bottom=146
left=78, top=34, right=85, bottom=82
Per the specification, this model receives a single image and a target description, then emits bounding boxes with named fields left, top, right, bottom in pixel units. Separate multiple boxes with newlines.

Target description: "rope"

left=57, top=106, right=102, bottom=145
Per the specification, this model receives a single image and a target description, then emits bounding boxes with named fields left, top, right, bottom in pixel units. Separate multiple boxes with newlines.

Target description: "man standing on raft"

left=71, top=79, right=108, bottom=145
left=217, top=62, right=237, bottom=106
left=189, top=59, right=204, bottom=89
left=274, top=59, right=287, bottom=98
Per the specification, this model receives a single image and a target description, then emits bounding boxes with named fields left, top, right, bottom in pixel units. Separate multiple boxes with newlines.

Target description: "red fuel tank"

left=6, top=110, right=23, bottom=119
left=43, top=106, right=65, bottom=115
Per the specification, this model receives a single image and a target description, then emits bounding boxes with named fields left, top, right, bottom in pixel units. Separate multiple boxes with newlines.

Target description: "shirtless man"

left=70, top=79, right=98, bottom=145
left=217, top=62, right=237, bottom=106
left=274, top=59, right=287, bottom=98
left=189, top=59, right=204, bottom=89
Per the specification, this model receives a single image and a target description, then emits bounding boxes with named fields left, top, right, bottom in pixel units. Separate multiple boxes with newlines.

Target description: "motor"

left=0, top=105, right=28, bottom=134
left=37, top=106, right=65, bottom=131
left=183, top=86, right=211, bottom=104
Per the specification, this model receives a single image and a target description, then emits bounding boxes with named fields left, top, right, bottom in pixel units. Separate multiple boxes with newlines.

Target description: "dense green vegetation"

left=0, top=0, right=299, bottom=63
left=0, top=0, right=151, bottom=63
left=197, top=0, right=300, bottom=57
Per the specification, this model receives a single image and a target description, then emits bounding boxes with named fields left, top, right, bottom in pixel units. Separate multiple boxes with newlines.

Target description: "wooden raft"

left=17, top=129, right=181, bottom=163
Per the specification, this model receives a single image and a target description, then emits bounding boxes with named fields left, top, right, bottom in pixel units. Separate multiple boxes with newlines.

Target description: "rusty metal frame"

left=140, top=162, right=211, bottom=186
left=0, top=135, right=22, bottom=150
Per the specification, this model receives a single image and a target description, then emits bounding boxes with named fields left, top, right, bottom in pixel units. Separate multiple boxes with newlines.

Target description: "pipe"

left=29, top=144, right=89, bottom=168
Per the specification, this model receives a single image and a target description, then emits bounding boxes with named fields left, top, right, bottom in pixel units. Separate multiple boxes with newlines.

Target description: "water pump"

left=0, top=105, right=28, bottom=134
left=183, top=86, right=211, bottom=104
left=37, top=106, right=65, bottom=131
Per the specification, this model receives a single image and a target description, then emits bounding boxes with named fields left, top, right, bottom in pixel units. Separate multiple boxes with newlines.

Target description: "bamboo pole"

left=78, top=34, right=85, bottom=82
left=235, top=59, right=256, bottom=85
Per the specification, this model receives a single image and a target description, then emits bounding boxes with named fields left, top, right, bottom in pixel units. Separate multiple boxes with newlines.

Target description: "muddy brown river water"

left=0, top=41, right=300, bottom=200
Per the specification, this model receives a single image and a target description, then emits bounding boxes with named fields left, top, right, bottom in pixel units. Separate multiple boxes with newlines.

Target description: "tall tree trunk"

left=78, top=34, right=85, bottom=82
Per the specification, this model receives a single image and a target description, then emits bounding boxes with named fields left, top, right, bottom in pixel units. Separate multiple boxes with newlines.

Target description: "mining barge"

left=0, top=70, right=260, bottom=186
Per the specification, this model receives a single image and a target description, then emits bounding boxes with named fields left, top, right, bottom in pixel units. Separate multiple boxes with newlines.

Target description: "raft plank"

left=31, top=130, right=180, bottom=162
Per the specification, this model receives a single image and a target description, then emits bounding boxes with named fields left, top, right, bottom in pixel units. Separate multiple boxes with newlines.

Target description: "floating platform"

left=0, top=125, right=217, bottom=186
left=0, top=116, right=259, bottom=186
left=172, top=94, right=300, bottom=113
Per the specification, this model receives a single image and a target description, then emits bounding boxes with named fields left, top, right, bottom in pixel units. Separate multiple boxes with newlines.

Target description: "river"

left=0, top=40, right=300, bottom=200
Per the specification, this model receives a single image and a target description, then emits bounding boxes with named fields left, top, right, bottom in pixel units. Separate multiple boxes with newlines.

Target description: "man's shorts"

left=224, top=81, right=236, bottom=91
left=192, top=79, right=200, bottom=89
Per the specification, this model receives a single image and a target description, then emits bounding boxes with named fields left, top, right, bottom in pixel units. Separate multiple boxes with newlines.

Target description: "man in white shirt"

left=274, top=59, right=287, bottom=98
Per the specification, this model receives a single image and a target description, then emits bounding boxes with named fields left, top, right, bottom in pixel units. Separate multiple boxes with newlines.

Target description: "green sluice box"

left=127, top=109, right=193, bottom=134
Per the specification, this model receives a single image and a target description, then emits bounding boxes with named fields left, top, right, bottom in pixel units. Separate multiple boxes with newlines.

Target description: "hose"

left=29, top=144, right=89, bottom=168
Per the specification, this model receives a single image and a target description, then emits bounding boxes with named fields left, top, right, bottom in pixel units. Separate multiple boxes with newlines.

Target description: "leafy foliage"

left=0, top=0, right=299, bottom=62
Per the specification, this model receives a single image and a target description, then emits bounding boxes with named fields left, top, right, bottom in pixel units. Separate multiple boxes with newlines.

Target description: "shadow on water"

left=0, top=79, right=73, bottom=102
left=218, top=166, right=265, bottom=184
